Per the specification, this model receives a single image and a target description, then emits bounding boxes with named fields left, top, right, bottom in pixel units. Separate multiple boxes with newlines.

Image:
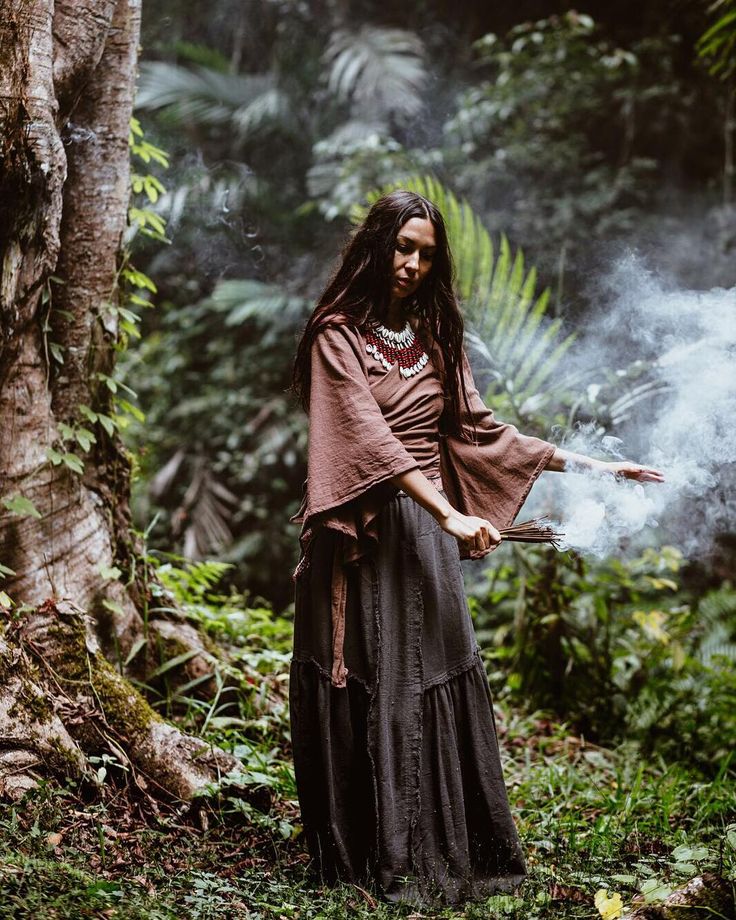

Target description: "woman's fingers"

left=469, top=520, right=500, bottom=551
left=626, top=465, right=665, bottom=483
left=446, top=512, right=501, bottom=552
left=610, top=462, right=665, bottom=483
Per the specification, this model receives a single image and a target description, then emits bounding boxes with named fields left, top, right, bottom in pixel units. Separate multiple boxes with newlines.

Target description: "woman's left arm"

left=545, top=448, right=665, bottom=483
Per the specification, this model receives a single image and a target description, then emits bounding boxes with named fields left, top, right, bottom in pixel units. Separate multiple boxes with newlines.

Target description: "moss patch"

left=7, top=684, right=54, bottom=726
left=90, top=656, right=162, bottom=745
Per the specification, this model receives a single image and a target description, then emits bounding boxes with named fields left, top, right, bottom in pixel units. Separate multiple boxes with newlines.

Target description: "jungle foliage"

left=123, top=1, right=734, bottom=611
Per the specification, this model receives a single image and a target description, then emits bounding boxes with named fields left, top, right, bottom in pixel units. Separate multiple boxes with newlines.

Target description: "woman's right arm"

left=389, top=467, right=501, bottom=553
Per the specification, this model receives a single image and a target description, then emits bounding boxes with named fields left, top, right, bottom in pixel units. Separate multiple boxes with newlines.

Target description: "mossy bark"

left=2, top=601, right=237, bottom=801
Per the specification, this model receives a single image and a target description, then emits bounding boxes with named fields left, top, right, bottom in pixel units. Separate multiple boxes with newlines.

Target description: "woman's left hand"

left=603, top=461, right=665, bottom=483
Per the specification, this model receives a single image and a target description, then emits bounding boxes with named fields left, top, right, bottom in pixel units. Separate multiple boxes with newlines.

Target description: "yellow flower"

left=594, top=888, right=624, bottom=920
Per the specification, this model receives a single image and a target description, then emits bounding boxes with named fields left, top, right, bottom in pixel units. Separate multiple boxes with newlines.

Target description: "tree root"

left=628, top=873, right=735, bottom=919
left=0, top=600, right=239, bottom=802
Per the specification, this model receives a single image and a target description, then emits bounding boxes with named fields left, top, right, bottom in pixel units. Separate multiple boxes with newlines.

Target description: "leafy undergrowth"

left=1, top=563, right=734, bottom=919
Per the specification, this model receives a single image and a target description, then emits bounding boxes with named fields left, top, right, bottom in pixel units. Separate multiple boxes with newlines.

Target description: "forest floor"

left=1, top=706, right=734, bottom=919
left=1, top=587, right=734, bottom=920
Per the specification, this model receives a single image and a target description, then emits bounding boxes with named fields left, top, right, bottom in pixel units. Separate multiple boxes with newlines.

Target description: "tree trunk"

left=0, top=0, right=237, bottom=801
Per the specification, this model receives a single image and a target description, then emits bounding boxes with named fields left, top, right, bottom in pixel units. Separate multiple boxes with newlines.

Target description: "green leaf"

left=671, top=844, right=710, bottom=862
left=75, top=427, right=96, bottom=452
left=78, top=404, right=98, bottom=423
left=129, top=293, right=154, bottom=309
left=102, top=598, right=126, bottom=615
left=122, top=266, right=157, bottom=293
left=117, top=399, right=145, bottom=423
left=117, top=307, right=141, bottom=324
left=120, top=319, right=142, bottom=340
left=2, top=494, right=42, bottom=519
left=0, top=591, right=13, bottom=609
left=61, top=452, right=85, bottom=475
left=205, top=716, right=247, bottom=729
left=84, top=880, right=123, bottom=898
left=0, top=563, right=16, bottom=578
left=148, top=649, right=201, bottom=679
left=97, top=414, right=116, bottom=437
left=124, top=636, right=148, bottom=667
left=641, top=878, right=673, bottom=903
left=98, top=563, right=123, bottom=581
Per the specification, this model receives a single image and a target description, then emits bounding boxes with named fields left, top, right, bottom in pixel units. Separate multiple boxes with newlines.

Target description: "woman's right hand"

left=438, top=509, right=501, bottom=553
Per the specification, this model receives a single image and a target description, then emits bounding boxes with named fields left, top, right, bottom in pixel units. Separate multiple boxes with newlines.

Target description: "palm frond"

left=324, top=27, right=426, bottom=117
left=135, top=63, right=294, bottom=140
left=172, top=461, right=238, bottom=559
left=318, top=119, right=391, bottom=149
left=231, top=86, right=293, bottom=141
left=608, top=379, right=672, bottom=426
left=136, top=62, right=260, bottom=120
left=204, top=279, right=309, bottom=326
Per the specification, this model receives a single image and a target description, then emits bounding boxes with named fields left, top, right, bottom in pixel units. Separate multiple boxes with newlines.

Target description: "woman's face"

left=390, top=217, right=436, bottom=303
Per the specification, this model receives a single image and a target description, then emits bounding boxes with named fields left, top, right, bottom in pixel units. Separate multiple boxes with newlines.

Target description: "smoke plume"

left=529, top=253, right=736, bottom=558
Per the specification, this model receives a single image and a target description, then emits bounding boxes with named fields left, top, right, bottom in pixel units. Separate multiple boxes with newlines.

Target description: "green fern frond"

left=700, top=643, right=736, bottom=667
left=696, top=1, right=736, bottom=80
left=159, top=558, right=234, bottom=603
left=697, top=586, right=736, bottom=625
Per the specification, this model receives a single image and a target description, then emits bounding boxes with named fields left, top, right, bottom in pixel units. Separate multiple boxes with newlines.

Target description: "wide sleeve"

left=439, top=348, right=556, bottom=539
left=295, top=323, right=420, bottom=522
left=290, top=324, right=421, bottom=690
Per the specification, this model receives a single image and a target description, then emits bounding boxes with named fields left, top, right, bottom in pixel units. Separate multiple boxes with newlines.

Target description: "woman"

left=288, top=190, right=663, bottom=907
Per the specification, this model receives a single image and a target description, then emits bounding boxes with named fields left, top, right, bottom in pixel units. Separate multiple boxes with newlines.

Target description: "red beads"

left=365, top=323, right=430, bottom=378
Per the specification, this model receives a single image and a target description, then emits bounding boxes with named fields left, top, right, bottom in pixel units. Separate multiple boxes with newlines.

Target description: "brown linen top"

left=363, top=328, right=445, bottom=481
left=290, top=321, right=556, bottom=687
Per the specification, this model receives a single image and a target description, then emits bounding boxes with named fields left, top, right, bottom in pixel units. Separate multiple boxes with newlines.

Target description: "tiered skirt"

left=289, top=488, right=526, bottom=906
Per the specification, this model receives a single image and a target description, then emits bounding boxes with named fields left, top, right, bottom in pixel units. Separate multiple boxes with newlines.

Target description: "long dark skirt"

left=289, top=489, right=526, bottom=907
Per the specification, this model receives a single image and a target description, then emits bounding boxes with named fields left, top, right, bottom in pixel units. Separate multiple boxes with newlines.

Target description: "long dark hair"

left=291, top=189, right=474, bottom=439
